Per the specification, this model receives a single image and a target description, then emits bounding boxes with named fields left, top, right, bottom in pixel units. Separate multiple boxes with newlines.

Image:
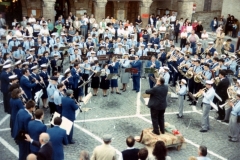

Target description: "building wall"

left=221, top=0, right=240, bottom=21
left=72, top=0, right=93, bottom=18
left=22, top=0, right=42, bottom=18
left=192, top=10, right=221, bottom=31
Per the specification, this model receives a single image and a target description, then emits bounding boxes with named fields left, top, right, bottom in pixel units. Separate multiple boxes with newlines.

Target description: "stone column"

left=140, top=0, right=153, bottom=28
left=94, top=0, right=107, bottom=23
left=42, top=0, right=56, bottom=22
left=177, top=0, right=194, bottom=20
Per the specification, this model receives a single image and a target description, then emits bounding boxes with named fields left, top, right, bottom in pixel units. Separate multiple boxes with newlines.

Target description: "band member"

left=145, top=77, right=168, bottom=135
left=146, top=56, right=160, bottom=88
left=130, top=55, right=141, bottom=93
left=71, top=62, right=82, bottom=101
left=161, top=67, right=170, bottom=85
left=13, top=45, right=25, bottom=61
left=51, top=54, right=59, bottom=75
left=40, top=51, right=51, bottom=74
left=120, top=54, right=131, bottom=92
left=80, top=58, right=91, bottom=96
left=153, top=44, right=160, bottom=54
left=28, top=109, right=47, bottom=154
left=108, top=56, right=121, bottom=94
left=100, top=63, right=110, bottom=97
left=0, top=64, right=12, bottom=113
left=13, top=100, right=36, bottom=160
left=222, top=80, right=240, bottom=123
left=144, top=43, right=154, bottom=53
left=129, top=48, right=135, bottom=57
left=207, top=42, right=216, bottom=56
left=157, top=47, right=166, bottom=65
left=61, top=68, right=73, bottom=90
left=97, top=45, right=107, bottom=56
left=137, top=44, right=147, bottom=57
left=62, top=89, right=79, bottom=144
left=192, top=59, right=202, bottom=93
left=176, top=79, right=187, bottom=118
left=10, top=88, right=25, bottom=137
left=214, top=70, right=230, bottom=120
left=114, top=43, right=126, bottom=55
left=47, top=76, right=58, bottom=115
left=228, top=90, right=240, bottom=142
left=91, top=61, right=101, bottom=96
left=195, top=42, right=204, bottom=56
left=199, top=80, right=215, bottom=132
left=13, top=60, right=23, bottom=80
left=53, top=83, right=65, bottom=114
left=30, top=65, right=44, bottom=100
left=88, top=51, right=98, bottom=64
left=39, top=64, right=49, bottom=109
left=227, top=55, right=238, bottom=75
left=20, top=69, right=39, bottom=100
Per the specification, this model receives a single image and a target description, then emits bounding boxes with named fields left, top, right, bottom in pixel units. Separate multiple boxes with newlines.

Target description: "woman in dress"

left=108, top=56, right=121, bottom=94
left=40, top=51, right=51, bottom=74
left=91, top=61, right=101, bottom=96
left=215, top=28, right=225, bottom=54
left=120, top=54, right=131, bottom=92
left=210, top=17, right=218, bottom=33
left=100, top=63, right=110, bottom=97
left=10, top=88, right=25, bottom=137
left=39, top=64, right=50, bottom=109
left=62, top=51, right=70, bottom=72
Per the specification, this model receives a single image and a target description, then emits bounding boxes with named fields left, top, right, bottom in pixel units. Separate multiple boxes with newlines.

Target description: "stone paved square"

left=0, top=79, right=240, bottom=160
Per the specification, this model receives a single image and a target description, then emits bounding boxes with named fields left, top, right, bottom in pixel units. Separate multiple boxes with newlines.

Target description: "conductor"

left=145, top=77, right=168, bottom=135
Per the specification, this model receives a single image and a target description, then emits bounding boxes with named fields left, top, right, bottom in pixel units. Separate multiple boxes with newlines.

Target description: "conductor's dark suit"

left=31, top=141, right=53, bottom=160
left=214, top=77, right=230, bottom=119
left=145, top=84, right=168, bottom=134
left=122, top=148, right=140, bottom=160
left=130, top=60, right=142, bottom=92
left=61, top=96, right=78, bottom=143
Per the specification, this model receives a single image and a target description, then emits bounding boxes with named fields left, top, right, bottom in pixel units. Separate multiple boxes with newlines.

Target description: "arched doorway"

left=0, top=0, right=22, bottom=25
left=105, top=1, right=114, bottom=18
left=55, top=0, right=71, bottom=20
left=127, top=1, right=139, bottom=23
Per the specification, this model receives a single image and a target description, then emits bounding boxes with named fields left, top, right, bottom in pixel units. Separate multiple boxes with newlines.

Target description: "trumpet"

left=193, top=87, right=207, bottom=98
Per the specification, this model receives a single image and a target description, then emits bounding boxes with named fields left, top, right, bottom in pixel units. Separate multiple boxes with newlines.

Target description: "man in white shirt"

left=117, top=25, right=125, bottom=38
left=180, top=29, right=188, bottom=48
left=159, top=24, right=166, bottom=39
left=170, top=13, right=176, bottom=24
left=199, top=80, right=215, bottom=132
left=176, top=79, right=187, bottom=118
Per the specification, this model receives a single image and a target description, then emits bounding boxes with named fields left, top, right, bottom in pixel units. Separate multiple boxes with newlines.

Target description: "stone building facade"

left=6, top=0, right=240, bottom=27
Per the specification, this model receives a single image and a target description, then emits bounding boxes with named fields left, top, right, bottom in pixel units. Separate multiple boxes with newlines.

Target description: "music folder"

left=94, top=71, right=102, bottom=77
left=125, top=68, right=138, bottom=74
left=144, top=68, right=155, bottom=74
left=59, top=47, right=69, bottom=52
left=106, top=73, right=116, bottom=80
left=60, top=117, right=73, bottom=135
left=15, top=130, right=27, bottom=141
left=140, top=56, right=150, bottom=61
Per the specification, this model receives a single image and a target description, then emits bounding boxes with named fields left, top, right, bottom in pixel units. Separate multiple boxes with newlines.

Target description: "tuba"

left=185, top=68, right=194, bottom=79
left=194, top=72, right=203, bottom=83
left=214, top=77, right=220, bottom=86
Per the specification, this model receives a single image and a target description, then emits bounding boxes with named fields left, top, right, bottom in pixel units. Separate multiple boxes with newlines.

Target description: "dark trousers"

left=214, top=97, right=227, bottom=120
left=150, top=108, right=165, bottom=134
left=180, top=38, right=186, bottom=49
left=82, top=73, right=89, bottom=96
left=172, top=71, right=179, bottom=86
left=188, top=78, right=194, bottom=93
left=68, top=122, right=74, bottom=143
left=73, top=88, right=79, bottom=101
left=148, top=77, right=155, bottom=88
left=49, top=101, right=56, bottom=115
left=132, top=76, right=140, bottom=92
left=3, top=92, right=10, bottom=114
left=193, top=81, right=201, bottom=94
left=174, top=31, right=179, bottom=43
left=55, top=105, right=62, bottom=115
left=18, top=140, right=30, bottom=160
left=236, top=37, right=240, bottom=50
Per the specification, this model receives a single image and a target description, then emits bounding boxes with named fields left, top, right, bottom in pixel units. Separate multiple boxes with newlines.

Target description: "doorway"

left=127, top=1, right=139, bottom=23
left=105, top=1, right=114, bottom=18
left=55, top=0, right=70, bottom=20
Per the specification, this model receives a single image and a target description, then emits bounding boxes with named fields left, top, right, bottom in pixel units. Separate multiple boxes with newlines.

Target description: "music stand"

left=139, top=56, right=150, bottom=61
left=113, top=54, right=122, bottom=59
left=78, top=80, right=91, bottom=88
left=97, top=55, right=110, bottom=61
left=147, top=51, right=156, bottom=57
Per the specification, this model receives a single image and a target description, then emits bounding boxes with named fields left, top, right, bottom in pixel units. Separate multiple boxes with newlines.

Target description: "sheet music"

left=50, top=112, right=61, bottom=125
left=34, top=89, right=43, bottom=103
left=60, top=117, right=73, bottom=135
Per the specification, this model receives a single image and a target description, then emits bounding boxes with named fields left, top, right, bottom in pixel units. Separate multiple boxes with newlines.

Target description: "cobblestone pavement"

left=0, top=79, right=240, bottom=160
